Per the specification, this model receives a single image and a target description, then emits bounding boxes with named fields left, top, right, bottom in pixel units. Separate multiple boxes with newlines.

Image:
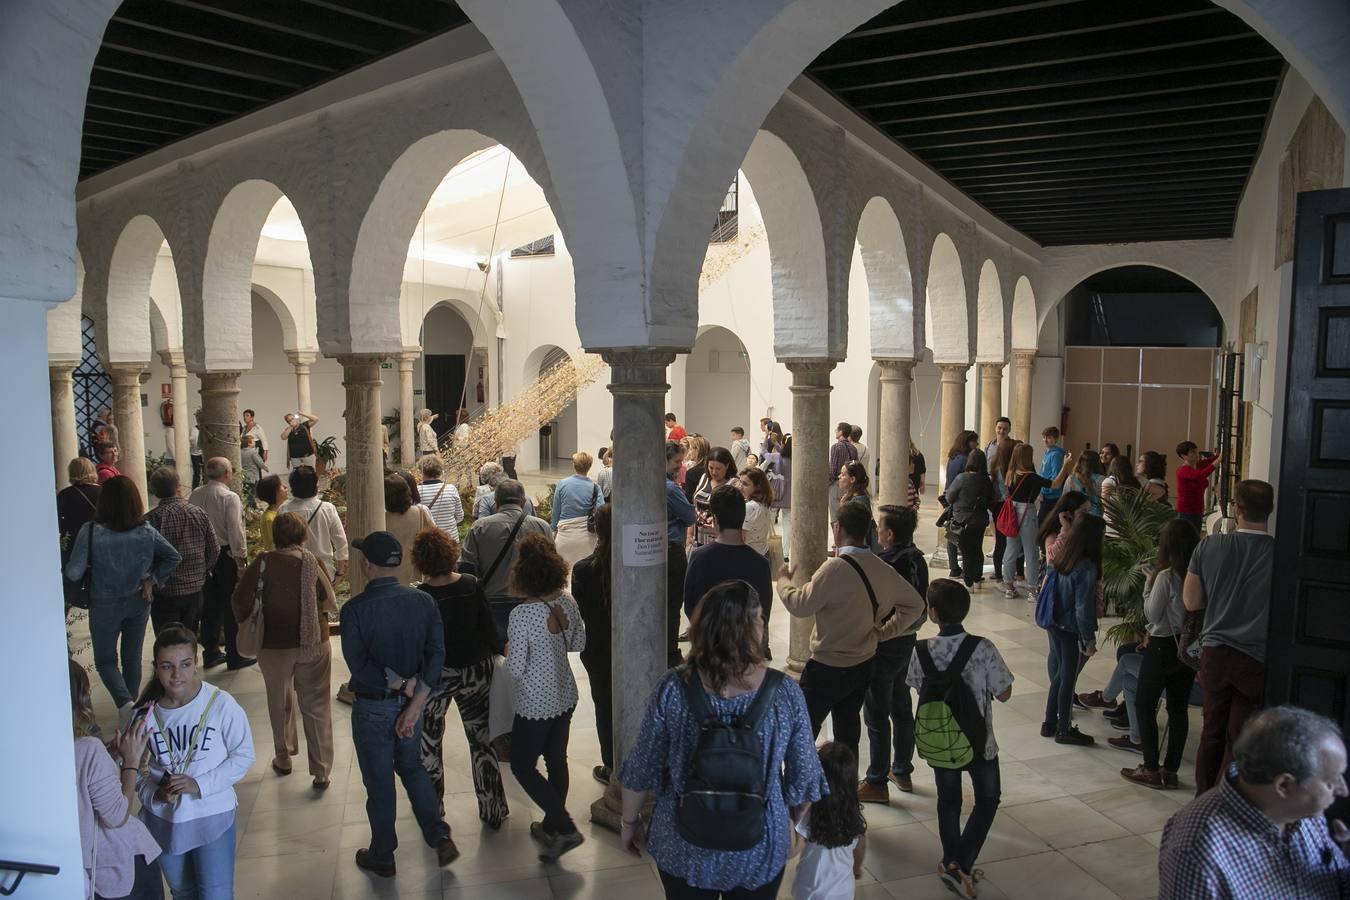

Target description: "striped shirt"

left=417, top=480, right=464, bottom=535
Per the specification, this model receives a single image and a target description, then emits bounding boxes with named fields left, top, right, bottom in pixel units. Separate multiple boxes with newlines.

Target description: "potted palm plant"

left=1101, top=487, right=1177, bottom=644
left=314, top=435, right=340, bottom=476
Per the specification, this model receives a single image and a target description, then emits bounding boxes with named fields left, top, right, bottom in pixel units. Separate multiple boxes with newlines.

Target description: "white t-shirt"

left=907, top=631, right=1013, bottom=760
left=792, top=819, right=858, bottom=900
left=743, top=499, right=773, bottom=556
left=276, top=496, right=348, bottom=577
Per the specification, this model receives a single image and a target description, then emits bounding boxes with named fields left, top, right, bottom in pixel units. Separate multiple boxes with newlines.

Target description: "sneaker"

left=436, top=837, right=460, bottom=867
left=1039, top=721, right=1056, bottom=738
left=1055, top=727, right=1095, bottom=746
left=1076, top=690, right=1117, bottom=711
left=592, top=765, right=611, bottom=785
left=1107, top=735, right=1143, bottom=754
left=1071, top=694, right=1090, bottom=712
left=1003, top=587, right=1018, bottom=599
left=1109, top=717, right=1131, bottom=732
left=538, top=829, right=584, bottom=861
left=1161, top=770, right=1180, bottom=790
left=889, top=772, right=914, bottom=793
left=529, top=822, right=548, bottom=844
left=857, top=781, right=889, bottom=804
left=354, top=849, right=395, bottom=878
left=1120, top=765, right=1165, bottom=788
left=202, top=653, right=227, bottom=669
left=226, top=656, right=257, bottom=671
left=939, top=862, right=978, bottom=898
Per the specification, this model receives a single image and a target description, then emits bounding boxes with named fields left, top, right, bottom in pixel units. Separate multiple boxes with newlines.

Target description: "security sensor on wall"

left=1242, top=342, right=1265, bottom=403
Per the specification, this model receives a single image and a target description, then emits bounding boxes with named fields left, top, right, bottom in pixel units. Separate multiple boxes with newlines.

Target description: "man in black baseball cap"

left=340, top=530, right=458, bottom=875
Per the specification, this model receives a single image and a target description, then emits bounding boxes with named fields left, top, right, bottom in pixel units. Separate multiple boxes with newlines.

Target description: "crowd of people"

left=54, top=404, right=1347, bottom=900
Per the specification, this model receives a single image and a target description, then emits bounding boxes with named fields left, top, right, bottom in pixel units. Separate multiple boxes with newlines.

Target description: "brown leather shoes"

left=889, top=772, right=914, bottom=793
left=857, top=780, right=889, bottom=804
left=1120, top=764, right=1165, bottom=789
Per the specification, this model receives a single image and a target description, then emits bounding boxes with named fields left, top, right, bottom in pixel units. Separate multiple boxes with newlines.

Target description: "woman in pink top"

left=71, top=658, right=163, bottom=899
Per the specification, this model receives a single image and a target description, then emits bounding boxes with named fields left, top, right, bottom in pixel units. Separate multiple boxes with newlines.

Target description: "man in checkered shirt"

left=1158, top=706, right=1349, bottom=899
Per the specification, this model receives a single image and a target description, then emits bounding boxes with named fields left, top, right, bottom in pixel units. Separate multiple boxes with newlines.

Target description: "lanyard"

left=153, top=688, right=220, bottom=774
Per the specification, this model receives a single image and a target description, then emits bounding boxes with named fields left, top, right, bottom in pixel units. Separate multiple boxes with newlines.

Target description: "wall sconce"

left=1242, top=341, right=1266, bottom=403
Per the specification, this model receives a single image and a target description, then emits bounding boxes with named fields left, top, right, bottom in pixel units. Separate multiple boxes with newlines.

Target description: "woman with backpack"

left=619, top=580, right=826, bottom=899
left=943, top=450, right=992, bottom=589
left=1039, top=515, right=1105, bottom=746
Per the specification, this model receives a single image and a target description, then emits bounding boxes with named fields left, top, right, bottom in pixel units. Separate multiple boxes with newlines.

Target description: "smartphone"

left=129, top=705, right=151, bottom=732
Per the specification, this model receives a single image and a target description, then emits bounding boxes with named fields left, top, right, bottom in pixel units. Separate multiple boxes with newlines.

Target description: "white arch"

left=924, top=233, right=969, bottom=364
left=686, top=324, right=752, bottom=440
left=1011, top=276, right=1038, bottom=350
left=855, top=196, right=914, bottom=359
left=195, top=180, right=292, bottom=372
left=348, top=131, right=501, bottom=355
left=250, top=284, right=300, bottom=351
left=975, top=259, right=1005, bottom=363
left=740, top=130, right=828, bottom=358
left=100, top=215, right=170, bottom=364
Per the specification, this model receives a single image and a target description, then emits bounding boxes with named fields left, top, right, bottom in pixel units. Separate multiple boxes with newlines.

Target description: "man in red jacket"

left=1174, top=441, right=1220, bottom=531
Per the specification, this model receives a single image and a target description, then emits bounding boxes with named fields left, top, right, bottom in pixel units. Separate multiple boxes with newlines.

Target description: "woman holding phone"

left=134, top=625, right=255, bottom=899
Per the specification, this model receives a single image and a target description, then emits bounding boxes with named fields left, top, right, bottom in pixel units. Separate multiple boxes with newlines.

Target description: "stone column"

left=1011, top=350, right=1036, bottom=441
left=979, top=362, right=1003, bottom=443
left=876, top=358, right=915, bottom=509
left=397, top=348, right=420, bottom=464
left=338, top=354, right=387, bottom=594
left=198, top=371, right=242, bottom=494
left=109, top=363, right=149, bottom=502
left=49, top=362, right=78, bottom=489
left=590, top=349, right=676, bottom=830
left=937, top=363, right=969, bottom=490
left=784, top=359, right=835, bottom=674
left=287, top=350, right=317, bottom=413
left=159, top=350, right=191, bottom=471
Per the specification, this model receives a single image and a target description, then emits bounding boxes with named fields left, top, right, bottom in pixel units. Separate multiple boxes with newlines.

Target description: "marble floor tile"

left=1078, top=785, right=1187, bottom=835
left=918, top=811, right=1051, bottom=864
left=860, top=822, right=947, bottom=882
left=879, top=871, right=1011, bottom=899
left=1062, top=835, right=1161, bottom=899
left=1001, top=797, right=1130, bottom=850
left=980, top=850, right=1121, bottom=900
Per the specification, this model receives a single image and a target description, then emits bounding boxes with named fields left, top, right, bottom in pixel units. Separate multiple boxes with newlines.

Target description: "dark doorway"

left=1268, top=187, right=1350, bottom=820
left=425, top=354, right=466, bottom=439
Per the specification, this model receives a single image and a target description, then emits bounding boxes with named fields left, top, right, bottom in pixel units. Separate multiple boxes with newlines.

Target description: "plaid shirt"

left=146, top=496, right=219, bottom=596
left=1159, top=764, right=1350, bottom=899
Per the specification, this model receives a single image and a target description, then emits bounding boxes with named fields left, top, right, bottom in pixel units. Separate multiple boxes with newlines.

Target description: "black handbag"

left=65, top=524, right=94, bottom=610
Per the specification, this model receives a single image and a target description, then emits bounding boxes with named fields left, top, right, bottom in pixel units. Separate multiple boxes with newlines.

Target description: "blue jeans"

left=351, top=697, right=450, bottom=863
left=1104, top=651, right=1144, bottom=742
left=863, top=634, right=916, bottom=783
left=934, top=756, right=1001, bottom=875
left=89, top=593, right=151, bottom=707
left=157, top=820, right=235, bottom=900
left=1045, top=628, right=1083, bottom=734
left=1001, top=502, right=1040, bottom=589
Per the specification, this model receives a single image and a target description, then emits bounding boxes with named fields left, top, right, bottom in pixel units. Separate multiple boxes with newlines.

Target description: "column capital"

left=876, top=357, right=917, bottom=382
left=979, top=361, right=1004, bottom=377
left=397, top=347, right=422, bottom=368
left=783, top=357, right=835, bottom=396
left=157, top=349, right=186, bottom=370
left=937, top=362, right=970, bottom=382
left=1012, top=349, right=1037, bottom=367
left=107, top=362, right=149, bottom=382
left=48, top=360, right=77, bottom=377
left=602, top=348, right=677, bottom=395
left=286, top=349, right=319, bottom=368
left=199, top=370, right=243, bottom=384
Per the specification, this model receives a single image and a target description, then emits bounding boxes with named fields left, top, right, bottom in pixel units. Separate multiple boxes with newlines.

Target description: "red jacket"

left=1175, top=455, right=1218, bottom=515
left=96, top=462, right=121, bottom=484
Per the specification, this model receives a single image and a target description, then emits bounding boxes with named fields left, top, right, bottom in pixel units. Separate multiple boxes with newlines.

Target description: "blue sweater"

left=1039, top=446, right=1066, bottom=500
left=1052, top=558, right=1099, bottom=646
left=550, top=474, right=600, bottom=527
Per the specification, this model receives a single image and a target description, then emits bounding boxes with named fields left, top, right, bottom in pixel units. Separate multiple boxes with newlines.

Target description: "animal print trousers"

left=420, top=656, right=509, bottom=826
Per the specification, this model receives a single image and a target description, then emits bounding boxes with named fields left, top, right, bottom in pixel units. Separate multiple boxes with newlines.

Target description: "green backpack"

left=913, top=635, right=988, bottom=769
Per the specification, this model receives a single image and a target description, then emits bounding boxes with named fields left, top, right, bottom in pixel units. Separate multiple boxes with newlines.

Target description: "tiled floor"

left=77, top=488, right=1193, bottom=899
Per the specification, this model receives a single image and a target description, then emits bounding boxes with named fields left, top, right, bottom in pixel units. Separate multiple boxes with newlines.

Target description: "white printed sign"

left=622, top=522, right=668, bottom=567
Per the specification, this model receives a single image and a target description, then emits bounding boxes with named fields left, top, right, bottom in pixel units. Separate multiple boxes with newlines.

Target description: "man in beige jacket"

left=777, top=502, right=925, bottom=759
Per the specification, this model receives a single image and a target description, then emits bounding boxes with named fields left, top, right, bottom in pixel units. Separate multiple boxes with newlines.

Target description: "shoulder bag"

left=586, top=483, right=601, bottom=533
left=236, top=556, right=267, bottom=656
left=996, top=474, right=1032, bottom=538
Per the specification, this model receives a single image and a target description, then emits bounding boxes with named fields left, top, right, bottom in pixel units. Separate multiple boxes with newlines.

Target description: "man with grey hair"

left=189, top=456, right=254, bottom=669
left=1158, top=706, right=1349, bottom=898
left=459, top=478, right=553, bottom=635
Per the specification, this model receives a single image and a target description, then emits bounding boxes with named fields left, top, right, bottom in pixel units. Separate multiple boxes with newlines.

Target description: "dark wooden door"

left=1267, top=188, right=1350, bottom=815
left=424, top=354, right=465, bottom=439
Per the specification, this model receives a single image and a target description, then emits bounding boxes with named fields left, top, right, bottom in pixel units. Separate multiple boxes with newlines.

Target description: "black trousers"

left=510, top=708, right=576, bottom=835
left=501, top=455, right=518, bottom=479
left=190, top=454, right=204, bottom=489
left=1135, top=635, right=1196, bottom=773
left=800, top=657, right=874, bottom=759
left=658, top=868, right=784, bottom=900
left=581, top=653, right=613, bottom=769
left=957, top=519, right=987, bottom=587
left=151, top=589, right=203, bottom=638
left=667, top=541, right=687, bottom=668
left=199, top=553, right=242, bottom=664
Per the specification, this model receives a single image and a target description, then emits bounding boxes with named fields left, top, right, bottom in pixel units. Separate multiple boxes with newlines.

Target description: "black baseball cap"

left=352, top=531, right=402, bottom=567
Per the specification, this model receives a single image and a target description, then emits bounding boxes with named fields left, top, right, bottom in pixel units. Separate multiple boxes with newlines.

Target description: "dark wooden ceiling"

left=80, top=0, right=469, bottom=180
left=808, top=0, right=1284, bottom=245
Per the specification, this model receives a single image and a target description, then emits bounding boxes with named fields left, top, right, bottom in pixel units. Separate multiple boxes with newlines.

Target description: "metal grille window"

left=73, top=315, right=112, bottom=457
left=510, top=235, right=555, bottom=258
left=710, top=178, right=738, bottom=243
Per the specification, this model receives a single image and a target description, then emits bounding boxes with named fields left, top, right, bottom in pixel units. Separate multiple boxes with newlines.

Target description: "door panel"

left=424, top=354, right=466, bottom=438
left=1268, top=189, right=1350, bottom=816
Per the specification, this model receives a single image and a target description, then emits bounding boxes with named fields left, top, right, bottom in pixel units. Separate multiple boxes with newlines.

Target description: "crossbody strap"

left=482, top=511, right=528, bottom=585
left=427, top=482, right=448, bottom=509
left=152, top=688, right=221, bottom=774
left=838, top=554, right=895, bottom=627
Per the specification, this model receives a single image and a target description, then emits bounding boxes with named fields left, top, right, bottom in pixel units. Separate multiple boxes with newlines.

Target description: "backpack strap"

left=914, top=639, right=938, bottom=677
left=946, top=634, right=983, bottom=677
left=741, top=669, right=784, bottom=730
left=837, top=554, right=896, bottom=627
left=682, top=668, right=715, bottom=724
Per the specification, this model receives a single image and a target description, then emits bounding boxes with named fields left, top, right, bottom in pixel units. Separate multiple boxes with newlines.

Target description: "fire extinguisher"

left=160, top=397, right=174, bottom=427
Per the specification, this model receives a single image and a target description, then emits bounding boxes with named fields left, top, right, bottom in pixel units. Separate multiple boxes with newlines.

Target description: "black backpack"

left=913, top=636, right=988, bottom=770
left=676, top=667, right=785, bottom=851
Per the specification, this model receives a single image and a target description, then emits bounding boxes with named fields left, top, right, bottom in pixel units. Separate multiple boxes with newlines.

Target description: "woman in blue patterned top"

left=619, top=581, right=827, bottom=898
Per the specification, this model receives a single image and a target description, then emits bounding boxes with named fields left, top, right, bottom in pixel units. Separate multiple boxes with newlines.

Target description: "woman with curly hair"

left=505, top=533, right=587, bottom=860
left=790, top=742, right=867, bottom=900
left=413, top=526, right=508, bottom=827
left=619, top=580, right=826, bottom=898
